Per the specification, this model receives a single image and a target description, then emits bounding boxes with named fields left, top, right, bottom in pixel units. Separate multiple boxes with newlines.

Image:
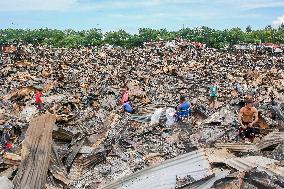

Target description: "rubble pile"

left=0, top=41, right=284, bottom=189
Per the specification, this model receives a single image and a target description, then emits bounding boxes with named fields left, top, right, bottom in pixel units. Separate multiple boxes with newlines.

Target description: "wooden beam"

left=13, top=113, right=56, bottom=189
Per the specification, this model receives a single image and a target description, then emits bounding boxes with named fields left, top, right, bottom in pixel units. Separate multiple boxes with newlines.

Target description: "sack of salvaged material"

left=150, top=108, right=163, bottom=125
left=166, top=108, right=176, bottom=126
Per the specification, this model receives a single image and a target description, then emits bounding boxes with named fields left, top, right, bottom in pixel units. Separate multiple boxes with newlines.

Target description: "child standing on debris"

left=35, top=89, right=44, bottom=111
left=238, top=99, right=259, bottom=143
left=209, top=81, right=218, bottom=109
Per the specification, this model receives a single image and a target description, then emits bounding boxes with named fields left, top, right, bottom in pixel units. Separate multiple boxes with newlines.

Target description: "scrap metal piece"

left=194, top=170, right=230, bottom=189
left=0, top=176, right=14, bottom=189
left=224, top=156, right=284, bottom=178
left=257, top=132, right=284, bottom=150
left=215, top=132, right=284, bottom=152
left=65, top=136, right=85, bottom=169
left=101, top=149, right=212, bottom=189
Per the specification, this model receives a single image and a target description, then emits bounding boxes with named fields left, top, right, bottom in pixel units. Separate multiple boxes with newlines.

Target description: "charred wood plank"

left=13, top=113, right=56, bottom=189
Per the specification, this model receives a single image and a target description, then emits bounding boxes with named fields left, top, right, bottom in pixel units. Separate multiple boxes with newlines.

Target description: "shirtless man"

left=238, top=99, right=258, bottom=142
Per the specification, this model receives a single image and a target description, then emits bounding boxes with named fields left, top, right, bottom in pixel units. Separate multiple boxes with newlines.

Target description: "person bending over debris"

left=120, top=86, right=129, bottom=105
left=175, top=96, right=192, bottom=121
left=120, top=86, right=134, bottom=113
left=35, top=89, right=44, bottom=111
left=1, top=124, right=13, bottom=151
left=209, top=81, right=218, bottom=109
left=238, top=99, right=259, bottom=143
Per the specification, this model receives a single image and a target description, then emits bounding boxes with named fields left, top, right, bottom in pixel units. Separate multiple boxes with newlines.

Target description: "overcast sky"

left=0, top=0, right=284, bottom=33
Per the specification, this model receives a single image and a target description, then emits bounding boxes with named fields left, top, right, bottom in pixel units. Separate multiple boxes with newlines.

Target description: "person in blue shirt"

left=176, top=96, right=192, bottom=121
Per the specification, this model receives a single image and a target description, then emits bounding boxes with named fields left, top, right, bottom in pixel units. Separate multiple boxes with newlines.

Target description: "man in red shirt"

left=35, top=89, right=44, bottom=111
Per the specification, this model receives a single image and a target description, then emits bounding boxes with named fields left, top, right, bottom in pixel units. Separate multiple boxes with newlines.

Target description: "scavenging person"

left=1, top=124, right=13, bottom=151
left=209, top=81, right=218, bottom=109
left=238, top=99, right=259, bottom=142
left=175, top=96, right=192, bottom=122
left=120, top=86, right=129, bottom=105
left=120, top=86, right=133, bottom=113
left=35, top=89, right=44, bottom=111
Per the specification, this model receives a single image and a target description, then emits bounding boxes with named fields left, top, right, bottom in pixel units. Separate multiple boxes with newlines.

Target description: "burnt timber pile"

left=0, top=41, right=284, bottom=189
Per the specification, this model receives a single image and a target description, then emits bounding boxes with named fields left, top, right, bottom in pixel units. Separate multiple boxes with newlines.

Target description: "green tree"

left=84, top=29, right=103, bottom=46
left=104, top=30, right=130, bottom=47
left=246, top=25, right=252, bottom=33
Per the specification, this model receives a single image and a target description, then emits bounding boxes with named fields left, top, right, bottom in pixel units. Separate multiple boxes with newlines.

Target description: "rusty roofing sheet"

left=101, top=149, right=212, bottom=189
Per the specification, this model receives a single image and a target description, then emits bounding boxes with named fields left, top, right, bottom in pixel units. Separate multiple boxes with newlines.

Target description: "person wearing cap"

left=209, top=81, right=218, bottom=109
left=1, top=124, right=12, bottom=150
left=35, top=89, right=44, bottom=111
left=238, top=99, right=259, bottom=142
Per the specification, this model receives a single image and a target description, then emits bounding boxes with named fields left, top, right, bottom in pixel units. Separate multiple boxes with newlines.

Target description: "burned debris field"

left=1, top=40, right=284, bottom=189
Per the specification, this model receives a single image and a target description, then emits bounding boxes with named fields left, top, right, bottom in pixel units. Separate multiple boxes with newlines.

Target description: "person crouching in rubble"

left=35, top=89, right=44, bottom=111
left=209, top=81, right=218, bottom=109
left=1, top=124, right=13, bottom=151
left=175, top=96, right=192, bottom=122
left=238, top=99, right=259, bottom=143
left=120, top=86, right=134, bottom=113
left=120, top=86, right=129, bottom=105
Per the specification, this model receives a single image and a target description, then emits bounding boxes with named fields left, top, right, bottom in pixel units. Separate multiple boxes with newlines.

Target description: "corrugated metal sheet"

left=195, top=170, right=230, bottom=189
left=101, top=149, right=212, bottom=189
left=215, top=132, right=284, bottom=152
left=224, top=156, right=284, bottom=178
left=179, top=170, right=230, bottom=189
left=256, top=132, right=284, bottom=150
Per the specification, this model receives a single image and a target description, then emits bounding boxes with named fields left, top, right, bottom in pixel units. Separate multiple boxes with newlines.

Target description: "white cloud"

left=272, top=15, right=284, bottom=27
left=0, top=0, right=77, bottom=11
left=216, top=0, right=284, bottom=10
left=241, top=1, right=284, bottom=10
left=0, top=0, right=206, bottom=12
left=0, top=0, right=168, bottom=11
left=2, top=0, right=284, bottom=12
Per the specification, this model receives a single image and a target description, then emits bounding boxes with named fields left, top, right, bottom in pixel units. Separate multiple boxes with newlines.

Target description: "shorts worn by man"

left=238, top=100, right=258, bottom=142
